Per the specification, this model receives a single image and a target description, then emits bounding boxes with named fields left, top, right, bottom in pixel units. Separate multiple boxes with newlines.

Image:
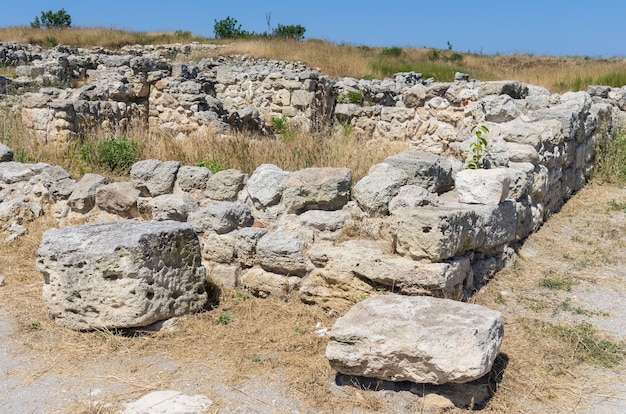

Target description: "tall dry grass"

left=2, top=27, right=625, bottom=93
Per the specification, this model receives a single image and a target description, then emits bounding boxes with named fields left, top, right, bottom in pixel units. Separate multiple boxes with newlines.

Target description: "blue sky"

left=2, top=1, right=625, bottom=57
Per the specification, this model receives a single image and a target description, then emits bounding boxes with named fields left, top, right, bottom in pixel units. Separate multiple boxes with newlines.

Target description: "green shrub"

left=31, top=9, right=72, bottom=29
left=380, top=47, right=403, bottom=57
left=272, top=24, right=306, bottom=40
left=427, top=48, right=440, bottom=61
left=196, top=157, right=224, bottom=173
left=79, top=137, right=138, bottom=173
left=213, top=16, right=248, bottom=39
left=271, top=115, right=288, bottom=133
left=449, top=52, right=464, bottom=62
left=337, top=90, right=364, bottom=104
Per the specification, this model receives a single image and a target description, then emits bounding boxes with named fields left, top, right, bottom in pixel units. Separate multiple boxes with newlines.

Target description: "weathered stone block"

left=282, top=167, right=352, bottom=213
left=383, top=150, right=454, bottom=193
left=392, top=206, right=483, bottom=261
left=455, top=168, right=510, bottom=205
left=326, top=295, right=504, bottom=384
left=36, top=221, right=207, bottom=330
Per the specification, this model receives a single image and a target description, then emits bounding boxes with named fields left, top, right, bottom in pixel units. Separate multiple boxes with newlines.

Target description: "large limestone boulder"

left=326, top=295, right=504, bottom=384
left=455, top=168, right=511, bottom=205
left=281, top=167, right=352, bottom=213
left=391, top=206, right=484, bottom=261
left=383, top=151, right=454, bottom=193
left=353, top=163, right=408, bottom=215
left=246, top=164, right=290, bottom=208
left=96, top=182, right=140, bottom=218
left=257, top=231, right=309, bottom=276
left=130, top=159, right=180, bottom=197
left=205, top=169, right=247, bottom=201
left=36, top=221, right=208, bottom=330
left=67, top=173, right=110, bottom=213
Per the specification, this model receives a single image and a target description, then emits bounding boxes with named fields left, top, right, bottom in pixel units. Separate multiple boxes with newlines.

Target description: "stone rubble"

left=2, top=41, right=626, bottom=387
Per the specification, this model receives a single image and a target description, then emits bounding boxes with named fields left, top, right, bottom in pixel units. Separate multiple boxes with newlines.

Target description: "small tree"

left=272, top=24, right=306, bottom=40
left=213, top=16, right=247, bottom=39
left=31, top=9, right=72, bottom=29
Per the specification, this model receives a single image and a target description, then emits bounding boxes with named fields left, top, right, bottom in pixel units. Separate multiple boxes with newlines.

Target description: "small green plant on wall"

left=466, top=125, right=490, bottom=169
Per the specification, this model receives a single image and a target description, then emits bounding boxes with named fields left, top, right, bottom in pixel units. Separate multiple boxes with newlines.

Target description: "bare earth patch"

left=1, top=183, right=626, bottom=413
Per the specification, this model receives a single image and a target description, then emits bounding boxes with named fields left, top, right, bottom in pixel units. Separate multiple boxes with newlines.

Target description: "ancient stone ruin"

left=2, top=41, right=626, bottom=389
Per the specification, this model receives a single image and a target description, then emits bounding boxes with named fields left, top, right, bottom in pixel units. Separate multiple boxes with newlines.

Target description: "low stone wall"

left=2, top=44, right=626, bottom=311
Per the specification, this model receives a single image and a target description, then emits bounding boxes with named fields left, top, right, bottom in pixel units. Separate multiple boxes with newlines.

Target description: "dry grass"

left=0, top=26, right=212, bottom=49
left=2, top=27, right=625, bottom=93
left=1, top=107, right=408, bottom=182
left=470, top=183, right=626, bottom=413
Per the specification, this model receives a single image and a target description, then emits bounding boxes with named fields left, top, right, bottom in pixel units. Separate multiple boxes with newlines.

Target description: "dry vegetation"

left=1, top=27, right=625, bottom=93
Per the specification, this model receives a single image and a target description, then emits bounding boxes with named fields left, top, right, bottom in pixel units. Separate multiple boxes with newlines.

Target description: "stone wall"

left=2, top=42, right=626, bottom=311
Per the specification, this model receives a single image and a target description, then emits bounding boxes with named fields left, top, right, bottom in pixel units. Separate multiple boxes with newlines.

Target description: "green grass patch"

left=538, top=275, right=577, bottom=291
left=79, top=137, right=139, bottom=174
left=547, top=322, right=625, bottom=368
left=594, top=129, right=626, bottom=184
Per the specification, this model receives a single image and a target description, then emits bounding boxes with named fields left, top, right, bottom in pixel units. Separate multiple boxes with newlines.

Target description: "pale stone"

left=131, top=159, right=180, bottom=197
left=36, top=221, right=207, bottom=330
left=455, top=168, right=510, bottom=205
left=392, top=206, right=483, bottom=261
left=257, top=231, right=308, bottom=276
left=188, top=202, right=252, bottom=234
left=353, top=163, right=408, bottom=215
left=326, top=295, right=504, bottom=384
left=383, top=151, right=454, bottom=193
left=246, top=164, right=289, bottom=208
left=96, top=182, right=140, bottom=218
left=240, top=267, right=301, bottom=298
left=205, top=169, right=247, bottom=201
left=67, top=173, right=110, bottom=213
left=122, top=390, right=212, bottom=414
left=282, top=167, right=352, bottom=213
left=148, top=193, right=199, bottom=221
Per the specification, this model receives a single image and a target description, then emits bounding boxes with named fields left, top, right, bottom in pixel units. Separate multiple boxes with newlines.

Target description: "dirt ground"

left=1, top=183, right=626, bottom=414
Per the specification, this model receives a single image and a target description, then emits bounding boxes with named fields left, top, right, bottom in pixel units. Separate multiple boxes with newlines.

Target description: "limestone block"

left=148, top=193, right=200, bottom=221
left=246, top=164, right=289, bottom=208
left=36, top=221, right=208, bottom=330
left=235, top=227, right=267, bottom=267
left=175, top=166, right=211, bottom=192
left=0, top=162, right=48, bottom=184
left=383, top=150, right=454, bottom=193
left=205, top=169, right=247, bottom=201
left=291, top=89, right=314, bottom=108
left=299, top=210, right=350, bottom=232
left=0, top=143, right=13, bottom=162
left=326, top=295, right=504, bottom=384
left=478, top=81, right=528, bottom=99
left=96, top=182, right=140, bottom=218
left=455, top=168, right=510, bottom=205
left=481, top=95, right=521, bottom=122
left=388, top=185, right=438, bottom=214
left=353, top=163, right=408, bottom=215
left=282, top=167, right=352, bottom=213
left=257, top=231, right=309, bottom=276
left=240, top=267, right=301, bottom=298
left=392, top=206, right=483, bottom=261
left=206, top=263, right=240, bottom=290
left=67, top=173, right=110, bottom=213
left=121, top=390, right=213, bottom=414
left=0, top=196, right=42, bottom=224
left=471, top=201, right=517, bottom=249
left=201, top=232, right=236, bottom=264
left=308, top=240, right=470, bottom=296
left=131, top=159, right=180, bottom=197
left=188, top=202, right=252, bottom=234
